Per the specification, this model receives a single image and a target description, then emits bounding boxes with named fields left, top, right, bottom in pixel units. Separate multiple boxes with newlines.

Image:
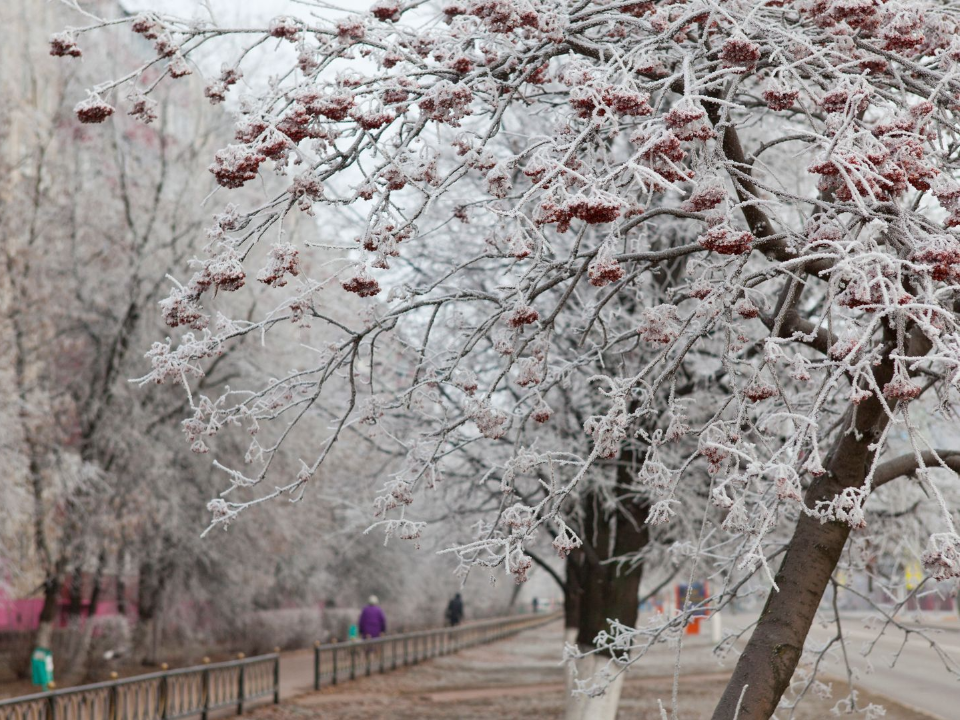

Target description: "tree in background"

left=63, top=0, right=960, bottom=717
left=2, top=0, right=513, bottom=681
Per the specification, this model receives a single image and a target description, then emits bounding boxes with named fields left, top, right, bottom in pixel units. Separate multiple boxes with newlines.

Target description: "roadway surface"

left=712, top=611, right=958, bottom=720
left=805, top=616, right=960, bottom=720
left=254, top=618, right=939, bottom=719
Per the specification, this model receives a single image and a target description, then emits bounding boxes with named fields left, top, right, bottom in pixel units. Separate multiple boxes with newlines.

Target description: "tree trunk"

left=564, top=487, right=649, bottom=720
left=712, top=351, right=896, bottom=720
left=574, top=491, right=649, bottom=650
left=116, top=544, right=127, bottom=618
left=134, top=555, right=158, bottom=665
left=79, top=548, right=108, bottom=678
left=564, top=547, right=584, bottom=633
left=34, top=570, right=63, bottom=651
left=135, top=551, right=168, bottom=666
left=67, top=559, right=84, bottom=621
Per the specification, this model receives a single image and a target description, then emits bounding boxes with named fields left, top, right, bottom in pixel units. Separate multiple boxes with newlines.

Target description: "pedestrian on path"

left=445, top=593, right=464, bottom=626
left=358, top=595, right=387, bottom=639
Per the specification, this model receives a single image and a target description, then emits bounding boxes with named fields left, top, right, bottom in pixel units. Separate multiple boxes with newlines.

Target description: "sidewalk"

left=250, top=619, right=938, bottom=720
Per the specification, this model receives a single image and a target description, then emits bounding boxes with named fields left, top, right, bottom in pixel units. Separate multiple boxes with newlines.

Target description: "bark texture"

left=571, top=489, right=649, bottom=650
left=712, top=352, right=896, bottom=720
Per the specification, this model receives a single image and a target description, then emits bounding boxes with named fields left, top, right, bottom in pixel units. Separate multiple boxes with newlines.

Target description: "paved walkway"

left=251, top=619, right=937, bottom=720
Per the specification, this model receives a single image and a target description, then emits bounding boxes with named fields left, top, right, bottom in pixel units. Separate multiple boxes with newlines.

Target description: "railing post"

left=159, top=663, right=170, bottom=720
left=379, top=640, right=386, bottom=674
left=108, top=672, right=119, bottom=720
left=273, top=647, right=281, bottom=705
left=350, top=645, right=356, bottom=681
left=201, top=657, right=211, bottom=720
left=47, top=684, right=56, bottom=720
left=365, top=642, right=371, bottom=677
left=237, top=653, right=246, bottom=715
left=331, top=639, right=338, bottom=685
left=403, top=636, right=408, bottom=666
left=314, top=641, right=321, bottom=691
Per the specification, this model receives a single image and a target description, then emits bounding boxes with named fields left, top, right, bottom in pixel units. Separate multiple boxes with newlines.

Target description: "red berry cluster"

left=531, top=401, right=552, bottom=424
left=735, top=298, right=759, bottom=319
left=535, top=200, right=573, bottom=233
left=193, top=253, right=247, bottom=294
left=161, top=291, right=206, bottom=330
left=452, top=0, right=540, bottom=34
left=131, top=14, right=161, bottom=39
left=381, top=87, right=410, bottom=105
left=257, top=244, right=301, bottom=288
left=698, top=225, right=754, bottom=255
left=336, top=18, right=366, bottom=44
left=360, top=223, right=413, bottom=256
left=50, top=32, right=82, bottom=57
left=744, top=383, right=778, bottom=402
left=209, top=145, right=267, bottom=189
left=663, top=104, right=713, bottom=142
left=418, top=81, right=474, bottom=126
left=128, top=95, right=158, bottom=124
left=631, top=130, right=689, bottom=183
left=922, top=536, right=960, bottom=581
left=310, top=91, right=356, bottom=121
left=682, top=183, right=726, bottom=212
left=805, top=0, right=879, bottom=31
left=881, top=9, right=925, bottom=53
left=281, top=104, right=326, bottom=144
left=292, top=175, right=324, bottom=214
left=342, top=268, right=381, bottom=297
left=934, top=180, right=960, bottom=228
left=448, top=56, right=474, bottom=74
left=914, top=236, right=960, bottom=281
left=882, top=375, right=922, bottom=401
left=486, top=164, right=512, bottom=198
left=836, top=277, right=912, bottom=312
left=638, top=305, right=680, bottom=345
left=821, top=85, right=870, bottom=114
left=370, top=0, right=401, bottom=22
left=75, top=96, right=115, bottom=124
left=719, top=37, right=761, bottom=72
left=204, top=66, right=241, bottom=105
left=762, top=83, right=800, bottom=111
left=508, top=304, right=539, bottom=328
left=700, top=445, right=729, bottom=474
left=570, top=86, right=653, bottom=119
left=588, top=255, right=624, bottom=287
left=621, top=2, right=654, bottom=17
left=567, top=196, right=622, bottom=224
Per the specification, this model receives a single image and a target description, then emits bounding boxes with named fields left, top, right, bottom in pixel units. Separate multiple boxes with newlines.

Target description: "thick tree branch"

left=873, top=451, right=960, bottom=489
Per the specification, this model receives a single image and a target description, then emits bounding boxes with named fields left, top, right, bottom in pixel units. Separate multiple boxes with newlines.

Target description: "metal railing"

left=0, top=612, right=560, bottom=720
left=310, top=612, right=560, bottom=691
left=0, top=653, right=278, bottom=720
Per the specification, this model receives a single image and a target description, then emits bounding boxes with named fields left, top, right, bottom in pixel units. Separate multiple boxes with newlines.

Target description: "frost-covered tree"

left=65, top=0, right=960, bottom=717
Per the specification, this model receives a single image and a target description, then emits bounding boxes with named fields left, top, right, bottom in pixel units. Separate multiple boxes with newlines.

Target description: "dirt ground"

left=250, top=620, right=939, bottom=720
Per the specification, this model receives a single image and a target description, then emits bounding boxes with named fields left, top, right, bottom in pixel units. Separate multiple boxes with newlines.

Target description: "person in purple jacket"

left=357, top=595, right=387, bottom=639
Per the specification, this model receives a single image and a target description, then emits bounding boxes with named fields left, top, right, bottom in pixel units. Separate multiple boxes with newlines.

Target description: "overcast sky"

left=120, top=0, right=363, bottom=24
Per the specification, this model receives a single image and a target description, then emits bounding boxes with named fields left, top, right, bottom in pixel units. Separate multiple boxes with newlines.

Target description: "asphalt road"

left=805, top=619, right=960, bottom=720
left=716, top=612, right=959, bottom=720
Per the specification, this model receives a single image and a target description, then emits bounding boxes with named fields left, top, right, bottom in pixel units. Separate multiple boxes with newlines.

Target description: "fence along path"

left=0, top=613, right=560, bottom=720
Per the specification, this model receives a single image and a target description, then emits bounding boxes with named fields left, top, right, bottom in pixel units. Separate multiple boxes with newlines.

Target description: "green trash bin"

left=31, top=647, right=54, bottom=690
